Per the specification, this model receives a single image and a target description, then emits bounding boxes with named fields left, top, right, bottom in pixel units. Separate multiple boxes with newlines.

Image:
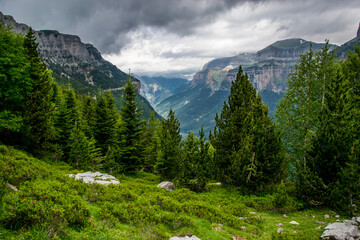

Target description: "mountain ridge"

left=0, top=11, right=159, bottom=119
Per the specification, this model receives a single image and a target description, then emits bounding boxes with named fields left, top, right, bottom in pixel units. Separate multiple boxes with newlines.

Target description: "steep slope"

left=157, top=38, right=332, bottom=135
left=138, top=75, right=188, bottom=106
left=0, top=12, right=159, bottom=119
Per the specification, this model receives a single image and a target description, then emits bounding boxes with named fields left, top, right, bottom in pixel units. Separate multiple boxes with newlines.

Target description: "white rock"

left=276, top=223, right=283, bottom=227
left=240, top=226, right=246, bottom=230
left=169, top=236, right=201, bottom=240
left=321, top=222, right=360, bottom=239
left=157, top=181, right=175, bottom=192
left=316, top=226, right=322, bottom=230
left=324, top=214, right=330, bottom=219
left=249, top=211, right=256, bottom=214
left=215, top=182, right=222, bottom=186
left=335, top=215, right=340, bottom=218
left=283, top=214, right=288, bottom=217
left=69, top=172, right=119, bottom=185
left=277, top=228, right=284, bottom=233
left=289, top=221, right=299, bottom=225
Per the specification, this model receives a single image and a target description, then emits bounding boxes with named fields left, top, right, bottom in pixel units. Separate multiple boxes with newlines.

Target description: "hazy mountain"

left=157, top=38, right=339, bottom=135
left=138, top=76, right=188, bottom=107
left=0, top=12, right=160, bottom=119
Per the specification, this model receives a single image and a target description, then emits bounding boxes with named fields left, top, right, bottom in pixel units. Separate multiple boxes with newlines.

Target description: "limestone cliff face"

left=0, top=12, right=140, bottom=93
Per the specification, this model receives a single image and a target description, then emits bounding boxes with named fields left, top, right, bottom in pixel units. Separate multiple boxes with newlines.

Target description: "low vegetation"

left=0, top=145, right=347, bottom=239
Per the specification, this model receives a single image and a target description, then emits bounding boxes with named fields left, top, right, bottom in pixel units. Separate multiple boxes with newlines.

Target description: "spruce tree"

left=143, top=112, right=160, bottom=173
left=156, top=108, right=182, bottom=180
left=22, top=27, right=55, bottom=153
left=211, top=66, right=285, bottom=189
left=118, top=75, right=144, bottom=173
left=94, top=90, right=117, bottom=154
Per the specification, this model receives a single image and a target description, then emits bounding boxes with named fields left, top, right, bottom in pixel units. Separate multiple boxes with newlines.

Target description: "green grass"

left=0, top=144, right=353, bottom=239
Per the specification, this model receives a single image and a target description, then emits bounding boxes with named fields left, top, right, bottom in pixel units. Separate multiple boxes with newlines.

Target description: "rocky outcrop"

left=321, top=217, right=360, bottom=240
left=69, top=172, right=119, bottom=186
left=157, top=181, right=175, bottom=192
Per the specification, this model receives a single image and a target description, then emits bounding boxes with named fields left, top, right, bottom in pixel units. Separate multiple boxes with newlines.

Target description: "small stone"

left=239, top=217, right=244, bottom=220
left=215, top=182, right=222, bottom=186
left=292, top=230, right=297, bottom=233
left=218, top=223, right=223, bottom=227
left=324, top=214, right=330, bottom=219
left=6, top=183, right=18, bottom=192
left=312, top=215, right=316, bottom=218
left=240, top=226, right=246, bottom=230
left=336, top=219, right=341, bottom=222
left=276, top=223, right=283, bottom=227
left=277, top=228, right=284, bottom=233
left=335, top=215, right=340, bottom=218
left=316, top=226, right=322, bottom=230
left=283, top=214, right=288, bottom=217
left=289, top=221, right=299, bottom=225
left=249, top=211, right=256, bottom=214
left=316, top=221, right=326, bottom=225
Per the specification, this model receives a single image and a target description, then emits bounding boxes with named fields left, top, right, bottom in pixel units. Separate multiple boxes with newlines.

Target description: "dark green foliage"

left=179, top=125, right=213, bottom=192
left=93, top=90, right=117, bottom=155
left=156, top=109, right=182, bottom=180
left=82, top=94, right=96, bottom=138
left=211, top=66, right=285, bottom=190
left=143, top=112, right=160, bottom=173
left=104, top=146, right=118, bottom=175
left=118, top=76, right=144, bottom=174
left=68, top=124, right=90, bottom=169
left=22, top=27, right=55, bottom=153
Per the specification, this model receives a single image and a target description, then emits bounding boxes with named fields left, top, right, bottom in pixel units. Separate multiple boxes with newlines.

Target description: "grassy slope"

left=0, top=145, right=348, bottom=239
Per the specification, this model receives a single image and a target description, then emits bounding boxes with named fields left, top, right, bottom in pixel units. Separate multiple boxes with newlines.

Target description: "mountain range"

left=0, top=12, right=159, bottom=120
left=153, top=31, right=360, bottom=135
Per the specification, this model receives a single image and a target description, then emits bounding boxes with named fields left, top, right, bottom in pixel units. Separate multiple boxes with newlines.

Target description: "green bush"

left=1, top=179, right=90, bottom=237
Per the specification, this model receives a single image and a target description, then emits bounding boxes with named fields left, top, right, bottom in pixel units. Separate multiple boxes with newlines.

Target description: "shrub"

left=1, top=179, right=90, bottom=237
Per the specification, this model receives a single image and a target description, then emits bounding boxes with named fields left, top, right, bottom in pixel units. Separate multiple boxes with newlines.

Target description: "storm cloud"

left=1, top=0, right=359, bottom=77
left=0, top=0, right=263, bottom=53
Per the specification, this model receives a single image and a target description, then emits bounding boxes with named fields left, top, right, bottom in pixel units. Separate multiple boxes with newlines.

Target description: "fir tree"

left=94, top=90, right=117, bottom=154
left=211, top=66, right=285, bottom=189
left=22, top=27, right=55, bottom=153
left=118, top=75, right=144, bottom=174
left=143, top=112, right=160, bottom=173
left=156, top=108, right=182, bottom=180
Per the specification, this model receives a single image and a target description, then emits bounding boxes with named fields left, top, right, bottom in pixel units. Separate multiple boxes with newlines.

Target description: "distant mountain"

left=0, top=12, right=160, bottom=120
left=157, top=38, right=339, bottom=135
left=138, top=76, right=188, bottom=106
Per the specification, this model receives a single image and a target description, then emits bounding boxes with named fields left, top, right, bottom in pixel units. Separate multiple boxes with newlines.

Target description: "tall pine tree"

left=211, top=66, right=285, bottom=190
left=156, top=108, right=182, bottom=180
left=118, top=75, right=144, bottom=174
left=22, top=27, right=55, bottom=153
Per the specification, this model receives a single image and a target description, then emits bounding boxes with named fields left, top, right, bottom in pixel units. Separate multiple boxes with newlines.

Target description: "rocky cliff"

left=0, top=12, right=159, bottom=119
left=156, top=38, right=336, bottom=135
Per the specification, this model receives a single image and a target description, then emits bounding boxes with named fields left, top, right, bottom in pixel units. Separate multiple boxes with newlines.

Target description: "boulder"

left=321, top=220, right=360, bottom=240
left=69, top=172, right=119, bottom=185
left=290, top=221, right=299, bottom=225
left=169, top=236, right=201, bottom=240
left=157, top=181, right=175, bottom=192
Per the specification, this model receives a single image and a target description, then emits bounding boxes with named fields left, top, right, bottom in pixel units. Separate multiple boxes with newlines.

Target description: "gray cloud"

left=0, top=0, right=263, bottom=53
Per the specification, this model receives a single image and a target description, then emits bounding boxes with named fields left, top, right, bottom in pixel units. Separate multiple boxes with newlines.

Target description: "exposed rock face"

left=0, top=12, right=162, bottom=119
left=69, top=172, right=119, bottom=186
left=157, top=181, right=175, bottom=192
left=321, top=217, right=360, bottom=240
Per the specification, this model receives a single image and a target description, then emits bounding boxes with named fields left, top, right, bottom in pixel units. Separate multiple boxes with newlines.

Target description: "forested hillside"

left=0, top=21, right=360, bottom=240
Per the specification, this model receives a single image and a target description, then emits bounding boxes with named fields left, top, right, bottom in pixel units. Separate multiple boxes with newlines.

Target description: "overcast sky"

left=1, top=0, right=359, bottom=78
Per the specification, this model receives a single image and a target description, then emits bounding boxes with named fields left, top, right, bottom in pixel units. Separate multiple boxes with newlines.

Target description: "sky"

left=1, top=0, right=359, bottom=79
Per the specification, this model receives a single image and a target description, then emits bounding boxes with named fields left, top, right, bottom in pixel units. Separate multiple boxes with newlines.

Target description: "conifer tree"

left=94, top=90, right=117, bottom=154
left=143, top=112, right=160, bottom=172
left=276, top=42, right=336, bottom=175
left=156, top=108, right=182, bottom=180
left=211, top=66, right=284, bottom=189
left=68, top=123, right=89, bottom=169
left=118, top=75, right=144, bottom=173
left=22, top=27, right=55, bottom=153
left=82, top=94, right=96, bottom=138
